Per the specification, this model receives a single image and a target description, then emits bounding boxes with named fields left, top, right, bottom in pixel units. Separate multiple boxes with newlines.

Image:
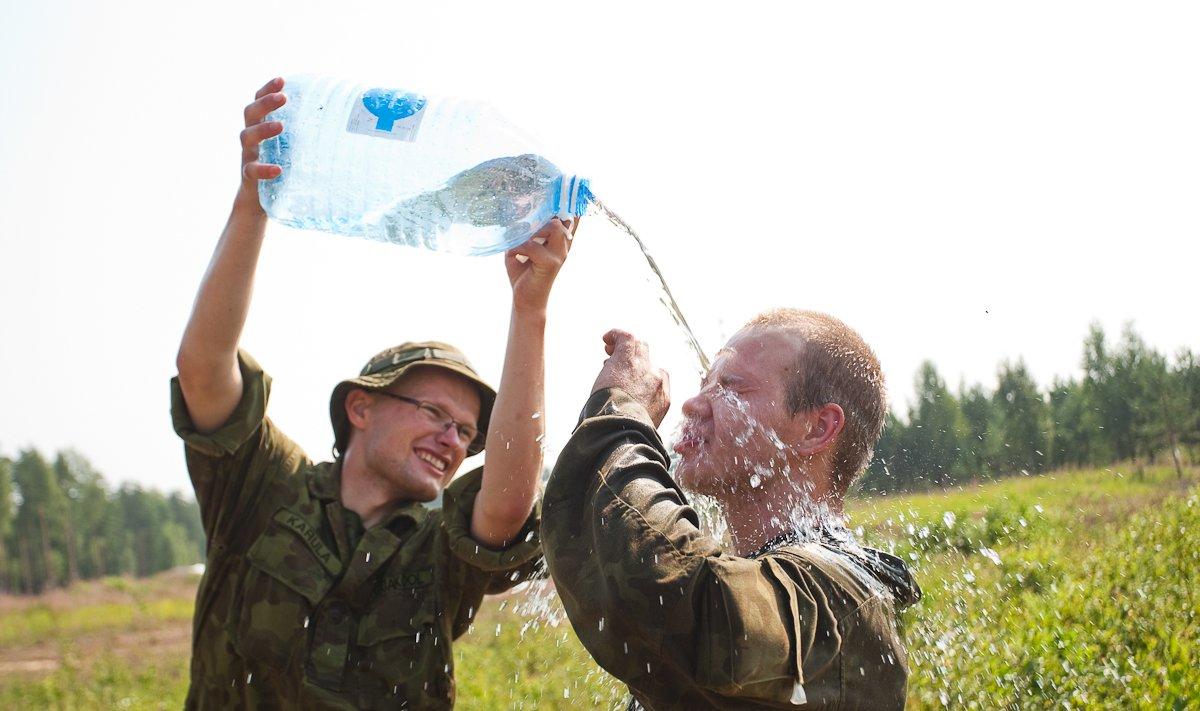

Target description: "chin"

left=392, top=468, right=442, bottom=503
left=676, top=462, right=712, bottom=496
left=411, top=486, right=441, bottom=503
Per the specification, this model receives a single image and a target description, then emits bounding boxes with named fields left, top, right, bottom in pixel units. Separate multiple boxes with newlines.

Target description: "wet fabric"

left=543, top=388, right=921, bottom=710
left=171, top=351, right=541, bottom=710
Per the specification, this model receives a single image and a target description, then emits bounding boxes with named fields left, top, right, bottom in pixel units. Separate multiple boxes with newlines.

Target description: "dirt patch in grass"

left=0, top=619, right=191, bottom=679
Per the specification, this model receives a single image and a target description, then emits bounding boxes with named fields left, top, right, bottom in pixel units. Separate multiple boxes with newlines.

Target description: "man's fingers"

left=244, top=92, right=287, bottom=126
left=243, top=162, right=282, bottom=181
left=240, top=121, right=283, bottom=150
left=526, top=220, right=571, bottom=259
left=507, top=238, right=558, bottom=267
left=254, top=77, right=284, bottom=101
left=546, top=220, right=572, bottom=257
left=602, top=329, right=638, bottom=356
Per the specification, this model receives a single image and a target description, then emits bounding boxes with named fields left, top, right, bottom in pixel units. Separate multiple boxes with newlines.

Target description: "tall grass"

left=1, top=466, right=1195, bottom=709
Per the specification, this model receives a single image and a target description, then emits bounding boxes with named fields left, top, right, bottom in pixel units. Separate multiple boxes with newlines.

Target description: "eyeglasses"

left=374, top=391, right=481, bottom=446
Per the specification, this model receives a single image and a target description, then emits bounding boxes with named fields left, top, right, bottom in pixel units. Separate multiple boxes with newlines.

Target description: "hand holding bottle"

left=235, top=78, right=287, bottom=217
left=505, top=218, right=577, bottom=315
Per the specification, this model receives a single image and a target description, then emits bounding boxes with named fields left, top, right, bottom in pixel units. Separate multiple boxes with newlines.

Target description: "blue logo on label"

left=361, top=89, right=427, bottom=132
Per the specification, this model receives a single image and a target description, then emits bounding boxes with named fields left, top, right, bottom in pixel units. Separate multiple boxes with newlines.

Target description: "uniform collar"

left=308, top=460, right=343, bottom=501
left=378, top=497, right=428, bottom=531
left=747, top=520, right=853, bottom=559
left=308, top=459, right=429, bottom=531
left=748, top=531, right=802, bottom=559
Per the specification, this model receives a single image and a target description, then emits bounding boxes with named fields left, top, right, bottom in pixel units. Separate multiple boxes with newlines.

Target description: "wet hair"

left=744, top=309, right=887, bottom=496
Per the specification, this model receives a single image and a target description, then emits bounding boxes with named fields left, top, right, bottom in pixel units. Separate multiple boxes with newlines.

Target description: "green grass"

left=0, top=578, right=195, bottom=649
left=848, top=465, right=1200, bottom=709
left=0, top=654, right=190, bottom=710
left=1, top=466, right=1196, bottom=709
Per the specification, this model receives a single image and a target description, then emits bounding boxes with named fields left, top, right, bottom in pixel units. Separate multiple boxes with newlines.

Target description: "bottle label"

left=347, top=88, right=427, bottom=142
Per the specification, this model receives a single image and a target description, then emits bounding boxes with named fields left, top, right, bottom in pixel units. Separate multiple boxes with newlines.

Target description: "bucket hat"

left=330, top=341, right=495, bottom=456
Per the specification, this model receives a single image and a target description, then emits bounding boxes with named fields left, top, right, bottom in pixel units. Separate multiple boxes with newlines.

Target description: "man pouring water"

left=172, top=77, right=574, bottom=709
left=542, top=310, right=921, bottom=709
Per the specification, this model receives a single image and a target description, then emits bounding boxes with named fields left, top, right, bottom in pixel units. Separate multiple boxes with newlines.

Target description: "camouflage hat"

left=330, top=341, right=496, bottom=457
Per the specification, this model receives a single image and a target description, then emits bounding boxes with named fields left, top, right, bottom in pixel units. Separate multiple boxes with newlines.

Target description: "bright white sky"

left=1, top=1, right=1197, bottom=494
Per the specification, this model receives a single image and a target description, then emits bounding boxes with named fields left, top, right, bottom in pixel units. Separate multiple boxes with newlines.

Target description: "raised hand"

left=235, top=77, right=287, bottom=215
left=592, top=329, right=672, bottom=426
left=503, top=217, right=576, bottom=314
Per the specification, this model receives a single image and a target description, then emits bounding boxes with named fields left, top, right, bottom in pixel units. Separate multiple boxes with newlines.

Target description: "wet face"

left=673, top=328, right=805, bottom=497
left=355, top=367, right=482, bottom=503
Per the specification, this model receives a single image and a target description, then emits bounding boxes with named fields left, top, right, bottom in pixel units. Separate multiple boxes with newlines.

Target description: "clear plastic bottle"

left=258, top=74, right=591, bottom=256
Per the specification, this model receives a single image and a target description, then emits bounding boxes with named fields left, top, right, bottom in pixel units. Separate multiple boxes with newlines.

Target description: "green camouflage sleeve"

left=170, top=349, right=308, bottom=547
left=439, top=467, right=543, bottom=635
left=543, top=388, right=817, bottom=705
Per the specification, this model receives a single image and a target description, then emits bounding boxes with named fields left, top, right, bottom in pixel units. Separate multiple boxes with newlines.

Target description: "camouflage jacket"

left=171, top=351, right=542, bottom=710
left=542, top=389, right=921, bottom=710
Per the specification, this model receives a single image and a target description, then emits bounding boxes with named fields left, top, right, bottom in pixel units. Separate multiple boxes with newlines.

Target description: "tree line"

left=2, top=322, right=1194, bottom=591
left=0, top=447, right=204, bottom=594
left=860, top=323, right=1200, bottom=493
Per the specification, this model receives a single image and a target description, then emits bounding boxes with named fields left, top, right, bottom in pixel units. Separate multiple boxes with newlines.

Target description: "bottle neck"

left=556, top=175, right=591, bottom=218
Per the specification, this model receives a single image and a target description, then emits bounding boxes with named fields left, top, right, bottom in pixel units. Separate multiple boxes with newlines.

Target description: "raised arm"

left=469, top=218, right=575, bottom=548
left=176, top=78, right=286, bottom=434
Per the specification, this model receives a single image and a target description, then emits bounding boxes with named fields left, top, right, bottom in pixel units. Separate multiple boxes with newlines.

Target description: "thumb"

left=603, top=328, right=636, bottom=356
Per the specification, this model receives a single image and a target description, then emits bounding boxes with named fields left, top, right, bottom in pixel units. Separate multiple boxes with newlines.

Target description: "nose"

left=681, top=391, right=711, bottom=420
left=435, top=423, right=465, bottom=450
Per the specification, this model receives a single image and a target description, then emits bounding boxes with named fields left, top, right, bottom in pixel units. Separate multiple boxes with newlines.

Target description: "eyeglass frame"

left=372, top=391, right=482, bottom=448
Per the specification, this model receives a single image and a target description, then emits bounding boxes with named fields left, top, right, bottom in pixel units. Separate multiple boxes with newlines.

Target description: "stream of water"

left=587, top=196, right=712, bottom=376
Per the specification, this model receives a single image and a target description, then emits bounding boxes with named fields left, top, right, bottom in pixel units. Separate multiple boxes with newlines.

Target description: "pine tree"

left=907, top=362, right=965, bottom=486
left=991, top=360, right=1049, bottom=475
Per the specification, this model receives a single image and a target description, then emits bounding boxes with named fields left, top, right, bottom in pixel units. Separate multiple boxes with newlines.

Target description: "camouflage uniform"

left=542, top=389, right=921, bottom=710
left=171, top=351, right=541, bottom=709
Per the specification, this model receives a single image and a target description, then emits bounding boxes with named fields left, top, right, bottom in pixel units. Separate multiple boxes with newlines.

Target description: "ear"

left=793, top=403, right=845, bottom=457
left=345, top=389, right=374, bottom=430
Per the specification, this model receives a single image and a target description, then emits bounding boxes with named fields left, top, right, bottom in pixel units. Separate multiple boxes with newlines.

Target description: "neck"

left=339, top=446, right=401, bottom=529
left=719, top=465, right=843, bottom=556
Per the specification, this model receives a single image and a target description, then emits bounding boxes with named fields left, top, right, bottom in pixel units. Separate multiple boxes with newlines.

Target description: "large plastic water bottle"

left=258, top=74, right=591, bottom=256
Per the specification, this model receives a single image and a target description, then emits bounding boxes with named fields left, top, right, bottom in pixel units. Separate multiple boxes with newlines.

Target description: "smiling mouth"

left=416, top=450, right=449, bottom=473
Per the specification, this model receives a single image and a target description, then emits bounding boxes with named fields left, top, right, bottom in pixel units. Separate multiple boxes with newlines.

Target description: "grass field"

left=1, top=465, right=1196, bottom=709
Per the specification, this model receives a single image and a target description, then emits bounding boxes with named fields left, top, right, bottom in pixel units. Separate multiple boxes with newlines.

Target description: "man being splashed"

left=542, top=309, right=921, bottom=709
